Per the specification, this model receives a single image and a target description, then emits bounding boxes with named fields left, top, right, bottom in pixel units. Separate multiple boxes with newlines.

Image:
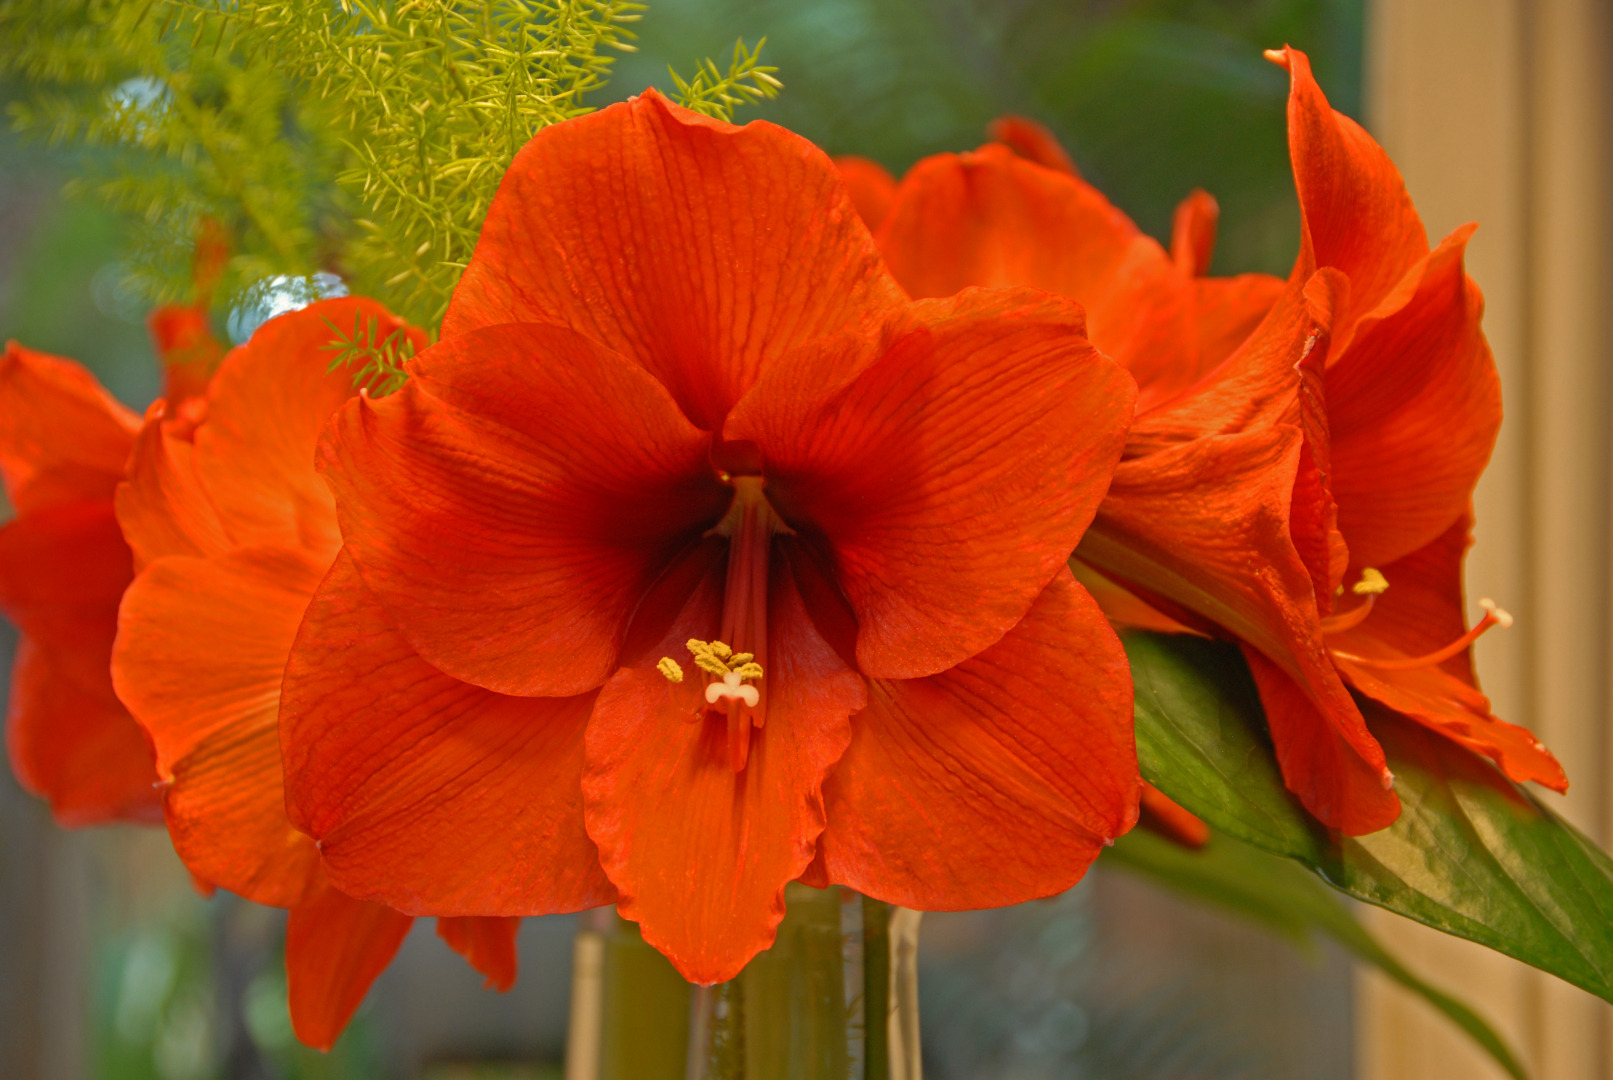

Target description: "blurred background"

left=3, top=0, right=1607, bottom=1078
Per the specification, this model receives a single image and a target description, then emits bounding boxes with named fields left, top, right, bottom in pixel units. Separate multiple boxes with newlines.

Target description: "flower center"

left=1322, top=568, right=1512, bottom=671
left=656, top=475, right=792, bottom=772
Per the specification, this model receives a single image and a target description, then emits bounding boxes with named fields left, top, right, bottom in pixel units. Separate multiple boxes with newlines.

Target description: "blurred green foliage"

left=612, top=0, right=1362, bottom=276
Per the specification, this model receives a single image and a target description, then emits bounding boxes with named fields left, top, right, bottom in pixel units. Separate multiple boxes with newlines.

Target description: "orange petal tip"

left=1264, top=48, right=1291, bottom=68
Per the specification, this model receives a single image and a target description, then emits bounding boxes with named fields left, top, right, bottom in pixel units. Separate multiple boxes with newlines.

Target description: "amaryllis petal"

left=286, top=881, right=415, bottom=1052
left=321, top=323, right=725, bottom=696
left=1080, top=425, right=1393, bottom=830
left=148, top=304, right=226, bottom=405
left=6, top=637, right=160, bottom=824
left=0, top=343, right=138, bottom=514
left=194, top=297, right=409, bottom=558
left=1138, top=780, right=1210, bottom=849
left=833, top=156, right=898, bottom=232
left=113, top=545, right=326, bottom=776
left=1328, top=518, right=1566, bottom=791
left=987, top=115, right=1080, bottom=175
left=875, top=144, right=1197, bottom=411
left=1191, top=274, right=1286, bottom=376
left=583, top=552, right=865, bottom=984
left=1338, top=655, right=1565, bottom=792
left=164, top=711, right=322, bottom=906
left=1326, top=228, right=1500, bottom=568
left=1276, top=46, right=1428, bottom=345
left=1242, top=645, right=1401, bottom=834
left=443, top=89, right=903, bottom=431
left=281, top=551, right=613, bottom=915
left=1170, top=189, right=1219, bottom=277
left=437, top=917, right=521, bottom=992
left=726, top=288, right=1133, bottom=679
left=117, top=413, right=229, bottom=570
left=819, top=569, right=1138, bottom=907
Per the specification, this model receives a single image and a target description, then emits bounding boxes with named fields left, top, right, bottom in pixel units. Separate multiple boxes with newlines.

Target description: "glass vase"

left=565, top=884, right=922, bottom=1080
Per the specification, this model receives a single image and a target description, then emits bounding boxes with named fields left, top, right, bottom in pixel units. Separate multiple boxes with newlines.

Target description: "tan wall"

left=1361, top=1, right=1613, bottom=1077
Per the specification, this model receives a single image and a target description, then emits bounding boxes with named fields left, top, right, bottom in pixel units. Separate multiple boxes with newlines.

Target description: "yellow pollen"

left=1353, top=568, right=1389, bottom=596
left=656, top=657, right=684, bottom=683
left=685, top=639, right=764, bottom=682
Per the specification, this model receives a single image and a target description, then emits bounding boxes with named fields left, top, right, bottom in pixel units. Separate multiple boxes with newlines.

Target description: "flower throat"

left=659, top=474, right=793, bottom=773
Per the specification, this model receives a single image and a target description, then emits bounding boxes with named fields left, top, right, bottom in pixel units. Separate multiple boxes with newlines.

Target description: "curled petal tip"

left=1264, top=47, right=1291, bottom=68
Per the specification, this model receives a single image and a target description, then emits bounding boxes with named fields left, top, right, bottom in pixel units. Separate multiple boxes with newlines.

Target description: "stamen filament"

left=1329, top=599, right=1512, bottom=670
left=704, top=476, right=792, bottom=772
left=1319, top=596, right=1375, bottom=634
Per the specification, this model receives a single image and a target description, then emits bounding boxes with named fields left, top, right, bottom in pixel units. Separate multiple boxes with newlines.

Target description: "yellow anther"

left=1353, top=568, right=1389, bottom=596
left=684, top=639, right=764, bottom=682
left=656, top=657, right=684, bottom=683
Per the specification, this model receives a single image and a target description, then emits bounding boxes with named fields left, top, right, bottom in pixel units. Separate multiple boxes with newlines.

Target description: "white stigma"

left=705, top=671, right=760, bottom=708
left=1479, top=598, right=1514, bottom=629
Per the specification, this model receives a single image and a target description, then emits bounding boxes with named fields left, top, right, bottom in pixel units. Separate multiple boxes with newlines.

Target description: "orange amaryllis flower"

left=0, top=344, right=158, bottom=824
left=868, top=49, right=1563, bottom=835
left=279, top=89, right=1140, bottom=985
left=111, top=298, right=519, bottom=1048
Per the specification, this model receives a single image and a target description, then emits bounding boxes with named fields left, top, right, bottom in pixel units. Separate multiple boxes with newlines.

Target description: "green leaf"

left=1105, top=827, right=1528, bottom=1080
left=1126, top=631, right=1613, bottom=1006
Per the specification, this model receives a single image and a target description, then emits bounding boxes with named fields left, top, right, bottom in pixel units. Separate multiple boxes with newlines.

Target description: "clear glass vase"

left=565, top=884, right=922, bottom=1080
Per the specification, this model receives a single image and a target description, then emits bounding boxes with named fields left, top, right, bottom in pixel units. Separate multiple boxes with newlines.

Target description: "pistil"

left=706, top=476, right=792, bottom=771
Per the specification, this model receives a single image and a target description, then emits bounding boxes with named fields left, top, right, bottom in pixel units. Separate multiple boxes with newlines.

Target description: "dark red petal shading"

left=443, top=89, right=903, bottom=431
left=833, top=156, right=898, bottom=233
left=583, top=552, right=865, bottom=985
left=437, top=917, right=521, bottom=991
left=286, top=881, right=414, bottom=1051
left=0, top=343, right=138, bottom=514
left=1242, top=644, right=1401, bottom=834
left=727, top=288, right=1133, bottom=680
left=281, top=550, right=613, bottom=915
left=321, top=322, right=725, bottom=697
left=819, top=570, right=1138, bottom=906
left=6, top=636, right=160, bottom=825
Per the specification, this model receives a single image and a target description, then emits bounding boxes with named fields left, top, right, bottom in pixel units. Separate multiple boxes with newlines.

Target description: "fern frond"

left=322, top=310, right=414, bottom=397
left=669, top=37, right=780, bottom=121
left=197, top=0, right=647, bottom=330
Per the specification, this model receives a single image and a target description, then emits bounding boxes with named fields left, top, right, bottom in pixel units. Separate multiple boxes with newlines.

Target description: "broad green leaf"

left=1126, top=632, right=1325, bottom=861
left=1105, top=827, right=1528, bottom=1080
left=1125, top=630, right=1613, bottom=1006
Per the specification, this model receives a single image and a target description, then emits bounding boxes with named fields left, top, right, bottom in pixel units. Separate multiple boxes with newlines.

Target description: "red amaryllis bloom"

left=866, top=48, right=1563, bottom=834
left=279, top=89, right=1140, bottom=985
left=0, top=345, right=158, bottom=824
left=111, top=298, right=519, bottom=1048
